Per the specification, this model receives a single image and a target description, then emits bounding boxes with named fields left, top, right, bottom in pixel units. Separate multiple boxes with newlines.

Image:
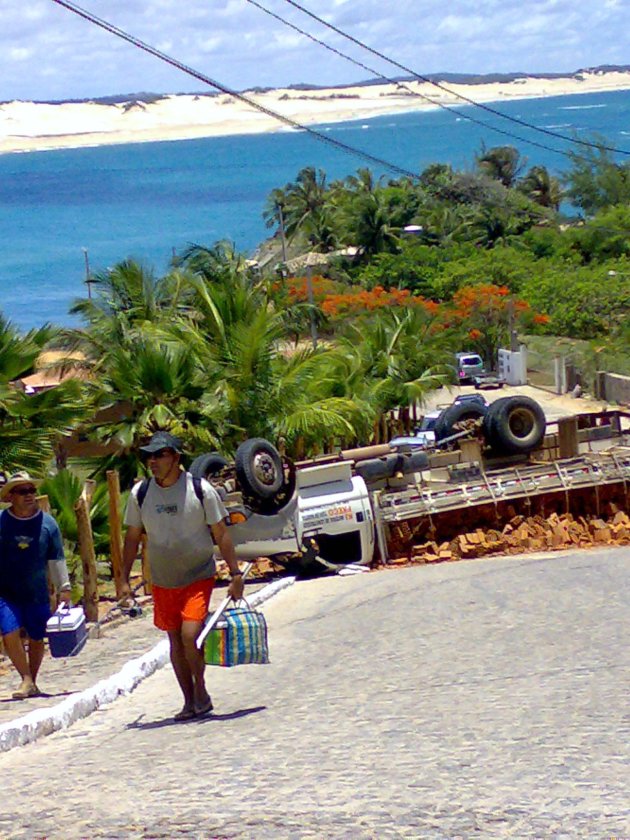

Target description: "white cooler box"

left=46, top=606, right=87, bottom=658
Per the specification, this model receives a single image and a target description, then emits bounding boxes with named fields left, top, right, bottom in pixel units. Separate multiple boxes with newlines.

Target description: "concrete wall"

left=498, top=346, right=527, bottom=385
left=595, top=372, right=630, bottom=406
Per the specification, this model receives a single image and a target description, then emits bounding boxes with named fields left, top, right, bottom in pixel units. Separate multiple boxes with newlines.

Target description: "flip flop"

left=195, top=696, right=214, bottom=717
left=12, top=683, right=39, bottom=700
left=173, top=707, right=197, bottom=722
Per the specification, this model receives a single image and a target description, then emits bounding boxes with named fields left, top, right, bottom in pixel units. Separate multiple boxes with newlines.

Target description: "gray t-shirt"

left=124, top=472, right=227, bottom=589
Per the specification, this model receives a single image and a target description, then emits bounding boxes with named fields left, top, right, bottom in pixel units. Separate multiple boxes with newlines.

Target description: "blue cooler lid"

left=46, top=606, right=85, bottom=633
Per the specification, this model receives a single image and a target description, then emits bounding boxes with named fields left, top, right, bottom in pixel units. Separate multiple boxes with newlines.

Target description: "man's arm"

left=47, top=518, right=72, bottom=604
left=210, top=520, right=244, bottom=601
left=121, top=525, right=144, bottom=599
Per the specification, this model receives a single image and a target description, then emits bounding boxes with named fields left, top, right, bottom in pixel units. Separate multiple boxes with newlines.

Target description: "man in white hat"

left=0, top=472, right=71, bottom=699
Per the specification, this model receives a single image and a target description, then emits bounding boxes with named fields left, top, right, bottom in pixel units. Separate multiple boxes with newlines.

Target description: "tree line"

left=1, top=136, right=629, bottom=502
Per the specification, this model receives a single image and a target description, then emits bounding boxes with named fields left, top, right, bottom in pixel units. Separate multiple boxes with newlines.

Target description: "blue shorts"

left=0, top=597, right=52, bottom=641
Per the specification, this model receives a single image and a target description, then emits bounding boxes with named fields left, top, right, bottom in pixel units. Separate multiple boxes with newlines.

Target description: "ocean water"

left=0, top=88, right=628, bottom=329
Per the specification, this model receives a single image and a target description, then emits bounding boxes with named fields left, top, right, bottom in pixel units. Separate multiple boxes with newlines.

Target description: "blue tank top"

left=0, top=510, right=64, bottom=604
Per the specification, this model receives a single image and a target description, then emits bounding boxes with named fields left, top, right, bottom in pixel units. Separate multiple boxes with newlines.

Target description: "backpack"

left=136, top=474, right=204, bottom=509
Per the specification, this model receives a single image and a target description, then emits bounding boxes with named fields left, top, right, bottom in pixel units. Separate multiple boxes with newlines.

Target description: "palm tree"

left=81, top=336, right=221, bottom=485
left=0, top=314, right=88, bottom=473
left=64, top=259, right=191, bottom=372
left=341, top=190, right=400, bottom=258
left=165, top=273, right=366, bottom=456
left=262, top=187, right=290, bottom=261
left=518, top=165, right=563, bottom=210
left=476, top=145, right=526, bottom=189
left=282, top=167, right=330, bottom=240
left=343, top=167, right=380, bottom=195
left=178, top=241, right=257, bottom=288
left=271, top=345, right=368, bottom=453
left=337, top=308, right=451, bottom=441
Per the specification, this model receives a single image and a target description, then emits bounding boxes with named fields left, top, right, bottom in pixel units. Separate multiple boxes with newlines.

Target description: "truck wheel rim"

left=253, top=453, right=278, bottom=486
left=509, top=407, right=535, bottom=439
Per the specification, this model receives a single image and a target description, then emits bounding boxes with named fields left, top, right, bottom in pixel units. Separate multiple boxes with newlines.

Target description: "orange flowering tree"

left=442, top=283, right=539, bottom=367
left=270, top=275, right=342, bottom=344
left=320, top=285, right=440, bottom=322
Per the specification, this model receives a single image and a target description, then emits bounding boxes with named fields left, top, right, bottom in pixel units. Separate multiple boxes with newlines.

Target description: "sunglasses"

left=12, top=486, right=37, bottom=496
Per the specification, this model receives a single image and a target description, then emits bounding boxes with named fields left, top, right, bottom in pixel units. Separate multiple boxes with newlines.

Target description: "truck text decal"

left=302, top=504, right=354, bottom=528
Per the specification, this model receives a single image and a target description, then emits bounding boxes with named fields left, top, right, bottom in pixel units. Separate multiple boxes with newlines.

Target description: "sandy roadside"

left=1, top=70, right=630, bottom=154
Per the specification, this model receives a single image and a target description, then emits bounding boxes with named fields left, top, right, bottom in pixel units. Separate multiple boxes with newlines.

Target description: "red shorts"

left=152, top=578, right=215, bottom=632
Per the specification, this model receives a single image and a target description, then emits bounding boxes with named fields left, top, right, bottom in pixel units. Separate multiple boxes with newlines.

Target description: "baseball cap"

left=139, top=431, right=183, bottom=454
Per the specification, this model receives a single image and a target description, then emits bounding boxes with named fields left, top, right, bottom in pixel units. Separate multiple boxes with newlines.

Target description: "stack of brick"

left=389, top=509, right=630, bottom=566
left=215, top=556, right=284, bottom=581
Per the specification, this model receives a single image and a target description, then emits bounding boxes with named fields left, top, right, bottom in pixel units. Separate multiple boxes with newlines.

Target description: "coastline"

left=1, top=70, right=630, bottom=155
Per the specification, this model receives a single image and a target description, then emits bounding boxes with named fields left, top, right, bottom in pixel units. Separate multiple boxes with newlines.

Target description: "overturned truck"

left=191, top=396, right=630, bottom=574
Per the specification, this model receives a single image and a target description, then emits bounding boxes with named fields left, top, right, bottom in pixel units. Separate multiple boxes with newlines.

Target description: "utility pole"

left=306, top=263, right=318, bottom=350
left=82, top=247, right=92, bottom=299
left=278, top=202, right=288, bottom=263
left=508, top=297, right=518, bottom=352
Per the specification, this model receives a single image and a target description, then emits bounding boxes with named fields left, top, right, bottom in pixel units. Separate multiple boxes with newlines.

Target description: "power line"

left=245, top=0, right=579, bottom=162
left=279, top=0, right=630, bottom=158
left=49, top=0, right=419, bottom=180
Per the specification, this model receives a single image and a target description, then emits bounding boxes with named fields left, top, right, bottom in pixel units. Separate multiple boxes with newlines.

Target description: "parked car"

left=388, top=409, right=441, bottom=450
left=455, top=352, right=485, bottom=384
left=453, top=393, right=489, bottom=407
left=473, top=373, right=505, bottom=390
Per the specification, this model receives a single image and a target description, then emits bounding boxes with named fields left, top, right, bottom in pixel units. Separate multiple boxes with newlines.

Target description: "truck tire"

left=354, top=454, right=400, bottom=482
left=434, top=402, right=487, bottom=442
left=189, top=453, right=230, bottom=480
left=235, top=438, right=285, bottom=500
left=400, top=451, right=429, bottom=474
left=483, top=396, right=546, bottom=454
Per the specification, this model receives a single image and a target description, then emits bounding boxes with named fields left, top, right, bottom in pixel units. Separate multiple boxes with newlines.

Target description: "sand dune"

left=1, top=70, right=629, bottom=154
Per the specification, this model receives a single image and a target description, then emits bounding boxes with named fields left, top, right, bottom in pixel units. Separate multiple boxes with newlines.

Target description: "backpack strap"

left=136, top=478, right=151, bottom=509
left=192, top=475, right=204, bottom=507
left=136, top=475, right=203, bottom=509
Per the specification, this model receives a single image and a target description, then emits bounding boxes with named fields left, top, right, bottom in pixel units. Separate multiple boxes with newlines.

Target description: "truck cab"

left=295, top=461, right=374, bottom=572
left=215, top=460, right=375, bottom=574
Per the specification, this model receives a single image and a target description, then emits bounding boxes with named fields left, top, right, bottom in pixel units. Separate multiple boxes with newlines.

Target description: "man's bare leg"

left=27, top=638, right=45, bottom=684
left=2, top=630, right=36, bottom=698
left=181, top=620, right=211, bottom=712
left=166, top=629, right=195, bottom=718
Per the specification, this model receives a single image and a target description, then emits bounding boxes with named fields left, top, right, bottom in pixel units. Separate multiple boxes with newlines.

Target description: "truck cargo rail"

left=375, top=448, right=630, bottom=523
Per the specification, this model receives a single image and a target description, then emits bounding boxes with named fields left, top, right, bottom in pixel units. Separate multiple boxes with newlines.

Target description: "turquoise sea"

left=1, top=88, right=629, bottom=329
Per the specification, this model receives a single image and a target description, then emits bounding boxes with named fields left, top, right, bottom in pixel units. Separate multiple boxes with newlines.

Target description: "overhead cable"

left=278, top=0, right=630, bottom=158
left=246, top=0, right=579, bottom=161
left=49, top=0, right=419, bottom=180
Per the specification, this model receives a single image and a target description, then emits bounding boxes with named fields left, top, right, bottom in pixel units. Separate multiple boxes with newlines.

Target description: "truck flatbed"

left=473, top=373, right=505, bottom=390
left=374, top=449, right=630, bottom=522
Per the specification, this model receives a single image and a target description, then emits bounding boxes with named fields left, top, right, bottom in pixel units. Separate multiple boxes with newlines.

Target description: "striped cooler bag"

left=204, top=606, right=270, bottom=667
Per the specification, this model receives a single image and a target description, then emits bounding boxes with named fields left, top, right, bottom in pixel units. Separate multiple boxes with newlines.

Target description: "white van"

left=455, top=352, right=484, bottom=383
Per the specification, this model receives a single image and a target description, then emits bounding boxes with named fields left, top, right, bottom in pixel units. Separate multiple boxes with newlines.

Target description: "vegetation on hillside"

left=1, top=136, right=628, bottom=507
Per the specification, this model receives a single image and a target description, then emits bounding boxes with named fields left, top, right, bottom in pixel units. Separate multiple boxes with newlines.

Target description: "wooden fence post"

left=37, top=494, right=51, bottom=513
left=74, top=480, right=99, bottom=621
left=37, top=494, right=57, bottom=610
left=558, top=416, right=579, bottom=459
left=106, top=470, right=125, bottom=598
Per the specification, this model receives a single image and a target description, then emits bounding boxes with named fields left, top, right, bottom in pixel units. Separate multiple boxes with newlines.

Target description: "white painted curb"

left=0, top=576, right=295, bottom=753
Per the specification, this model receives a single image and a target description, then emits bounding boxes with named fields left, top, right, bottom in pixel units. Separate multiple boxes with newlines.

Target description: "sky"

left=1, top=0, right=628, bottom=102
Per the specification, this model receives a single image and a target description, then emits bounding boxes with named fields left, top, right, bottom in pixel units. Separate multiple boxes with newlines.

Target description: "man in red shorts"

left=121, top=432, right=243, bottom=721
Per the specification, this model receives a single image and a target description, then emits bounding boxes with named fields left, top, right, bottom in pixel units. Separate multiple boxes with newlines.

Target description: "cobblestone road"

left=0, top=549, right=628, bottom=839
left=0, top=581, right=267, bottom=725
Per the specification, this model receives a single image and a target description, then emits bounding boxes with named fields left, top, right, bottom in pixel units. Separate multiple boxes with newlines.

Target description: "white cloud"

left=0, top=0, right=626, bottom=100
left=8, top=47, right=33, bottom=61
